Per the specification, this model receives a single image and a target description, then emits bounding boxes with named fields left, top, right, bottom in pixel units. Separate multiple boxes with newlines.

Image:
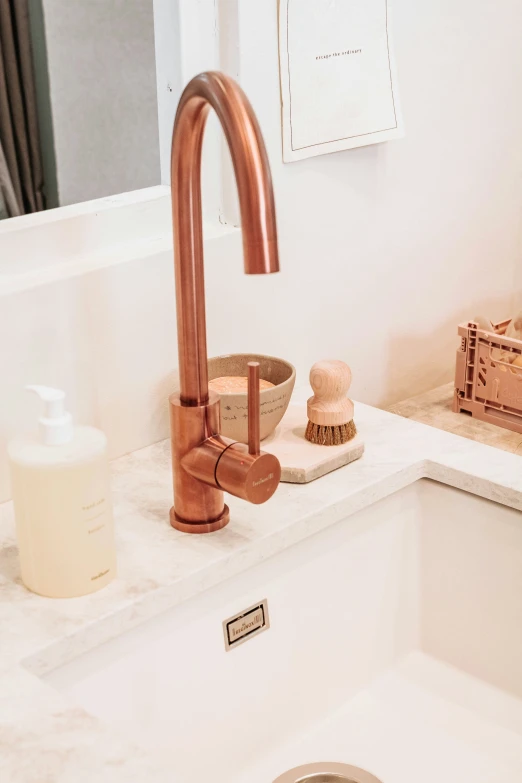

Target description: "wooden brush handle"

left=307, top=360, right=354, bottom=426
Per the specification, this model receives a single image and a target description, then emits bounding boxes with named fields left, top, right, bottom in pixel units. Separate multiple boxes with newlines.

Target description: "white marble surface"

left=1, top=402, right=522, bottom=781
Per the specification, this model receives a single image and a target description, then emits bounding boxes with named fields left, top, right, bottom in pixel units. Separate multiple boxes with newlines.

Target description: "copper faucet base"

left=170, top=392, right=227, bottom=525
left=170, top=504, right=230, bottom=534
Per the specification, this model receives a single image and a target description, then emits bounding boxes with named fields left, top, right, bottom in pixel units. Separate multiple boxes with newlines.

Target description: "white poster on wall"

left=278, top=0, right=403, bottom=162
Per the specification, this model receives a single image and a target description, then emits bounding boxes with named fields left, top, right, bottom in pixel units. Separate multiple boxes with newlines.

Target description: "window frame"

left=0, top=0, right=240, bottom=289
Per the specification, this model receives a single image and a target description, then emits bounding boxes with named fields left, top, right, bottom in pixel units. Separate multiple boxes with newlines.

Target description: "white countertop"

left=1, top=402, right=521, bottom=782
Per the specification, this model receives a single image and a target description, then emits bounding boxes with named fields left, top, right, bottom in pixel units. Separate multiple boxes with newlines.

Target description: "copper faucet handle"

left=179, top=362, right=281, bottom=507
left=213, top=361, right=281, bottom=504
left=182, top=434, right=281, bottom=506
left=215, top=443, right=281, bottom=504
left=248, top=362, right=261, bottom=456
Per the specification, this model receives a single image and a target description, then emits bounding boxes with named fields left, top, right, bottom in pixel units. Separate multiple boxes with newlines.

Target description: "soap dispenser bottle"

left=8, top=386, right=116, bottom=598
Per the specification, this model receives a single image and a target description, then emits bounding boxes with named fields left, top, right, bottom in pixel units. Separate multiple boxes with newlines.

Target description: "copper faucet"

left=168, top=72, right=281, bottom=534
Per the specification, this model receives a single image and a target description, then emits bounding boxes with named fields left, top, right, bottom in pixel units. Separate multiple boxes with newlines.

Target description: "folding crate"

left=454, top=319, right=522, bottom=434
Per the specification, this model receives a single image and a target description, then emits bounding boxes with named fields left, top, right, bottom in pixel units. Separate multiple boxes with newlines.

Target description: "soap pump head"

left=26, top=385, right=73, bottom=446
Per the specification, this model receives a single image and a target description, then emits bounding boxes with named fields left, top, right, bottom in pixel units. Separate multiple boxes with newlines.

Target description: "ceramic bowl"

left=207, top=354, right=296, bottom=443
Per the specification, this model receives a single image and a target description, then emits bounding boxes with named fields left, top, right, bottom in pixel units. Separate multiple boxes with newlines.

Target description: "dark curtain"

left=0, top=0, right=44, bottom=217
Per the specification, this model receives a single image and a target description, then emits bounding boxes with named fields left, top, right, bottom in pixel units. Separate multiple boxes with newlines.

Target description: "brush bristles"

left=305, top=419, right=357, bottom=446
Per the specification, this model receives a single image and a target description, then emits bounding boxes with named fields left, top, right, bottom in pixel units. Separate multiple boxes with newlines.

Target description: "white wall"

left=40, top=0, right=160, bottom=205
left=231, top=0, right=522, bottom=403
left=1, top=0, right=522, bottom=502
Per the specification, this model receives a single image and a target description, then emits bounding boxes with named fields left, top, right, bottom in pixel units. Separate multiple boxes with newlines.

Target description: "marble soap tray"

left=260, top=404, right=364, bottom=484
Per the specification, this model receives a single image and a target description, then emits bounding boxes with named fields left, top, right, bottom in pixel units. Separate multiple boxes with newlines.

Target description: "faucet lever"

left=248, top=362, right=261, bottom=456
left=180, top=362, right=280, bottom=507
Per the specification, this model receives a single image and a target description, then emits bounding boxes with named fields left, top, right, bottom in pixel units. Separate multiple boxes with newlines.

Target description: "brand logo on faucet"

left=252, top=473, right=275, bottom=487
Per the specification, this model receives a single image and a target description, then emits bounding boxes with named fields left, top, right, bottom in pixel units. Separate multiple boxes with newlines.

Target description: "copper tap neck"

left=170, top=71, right=280, bottom=406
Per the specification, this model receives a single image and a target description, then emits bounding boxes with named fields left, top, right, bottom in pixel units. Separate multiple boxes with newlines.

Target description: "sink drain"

left=273, top=762, right=383, bottom=783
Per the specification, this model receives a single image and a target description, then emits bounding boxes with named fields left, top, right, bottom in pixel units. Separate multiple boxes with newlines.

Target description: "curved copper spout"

left=171, top=71, right=279, bottom=406
left=169, top=72, right=281, bottom=534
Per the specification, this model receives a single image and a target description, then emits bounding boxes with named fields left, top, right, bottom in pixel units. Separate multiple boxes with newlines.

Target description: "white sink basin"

left=44, top=479, right=522, bottom=782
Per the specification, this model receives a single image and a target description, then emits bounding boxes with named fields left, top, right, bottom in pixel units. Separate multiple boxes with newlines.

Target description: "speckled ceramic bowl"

left=207, top=354, right=296, bottom=443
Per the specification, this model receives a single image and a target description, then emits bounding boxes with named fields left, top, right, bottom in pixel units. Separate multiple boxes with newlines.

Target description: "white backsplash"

left=3, top=0, right=522, bottom=501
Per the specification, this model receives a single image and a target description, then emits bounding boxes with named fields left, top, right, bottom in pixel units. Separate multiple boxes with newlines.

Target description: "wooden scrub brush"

left=305, top=360, right=357, bottom=446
